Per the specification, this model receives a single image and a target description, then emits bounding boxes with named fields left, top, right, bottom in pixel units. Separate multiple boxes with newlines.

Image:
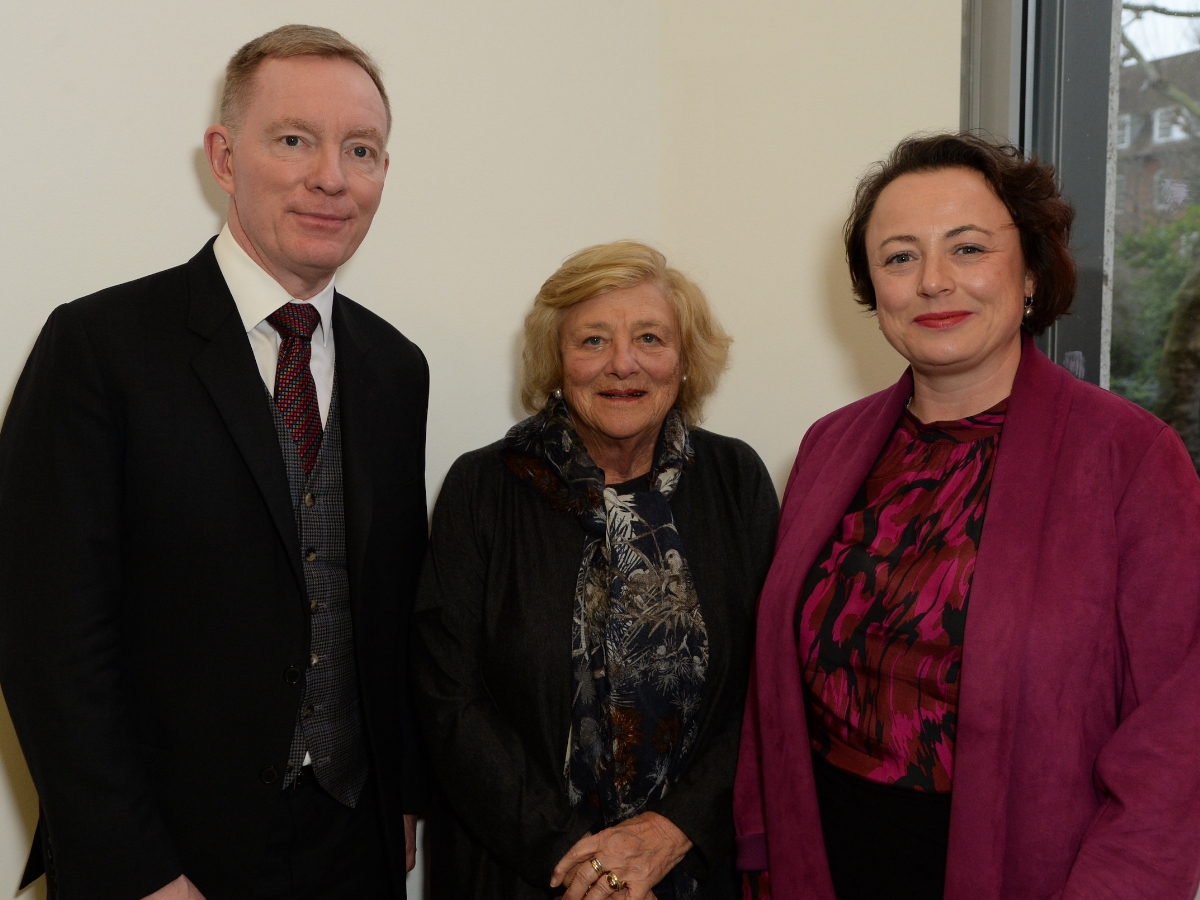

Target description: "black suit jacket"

left=0, top=240, right=428, bottom=900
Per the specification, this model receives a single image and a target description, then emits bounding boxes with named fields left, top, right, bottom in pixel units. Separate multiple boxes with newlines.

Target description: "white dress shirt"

left=214, top=226, right=334, bottom=767
left=213, top=225, right=336, bottom=427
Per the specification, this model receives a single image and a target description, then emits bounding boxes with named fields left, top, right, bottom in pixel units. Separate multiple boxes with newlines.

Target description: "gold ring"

left=589, top=857, right=604, bottom=875
left=606, top=872, right=625, bottom=891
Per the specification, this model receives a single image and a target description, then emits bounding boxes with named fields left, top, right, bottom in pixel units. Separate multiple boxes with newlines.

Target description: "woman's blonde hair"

left=520, top=241, right=732, bottom=424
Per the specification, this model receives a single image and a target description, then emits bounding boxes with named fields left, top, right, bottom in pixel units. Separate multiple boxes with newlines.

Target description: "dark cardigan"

left=413, top=427, right=780, bottom=899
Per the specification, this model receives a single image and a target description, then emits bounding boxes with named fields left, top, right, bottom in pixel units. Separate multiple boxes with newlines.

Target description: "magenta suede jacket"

left=735, top=337, right=1200, bottom=900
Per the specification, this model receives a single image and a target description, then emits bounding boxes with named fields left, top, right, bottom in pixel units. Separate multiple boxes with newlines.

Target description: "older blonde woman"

left=414, top=241, right=779, bottom=900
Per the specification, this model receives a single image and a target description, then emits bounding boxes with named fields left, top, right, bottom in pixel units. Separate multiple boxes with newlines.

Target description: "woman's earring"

left=681, top=374, right=688, bottom=384
left=551, top=388, right=563, bottom=399
left=1023, top=296, right=1034, bottom=318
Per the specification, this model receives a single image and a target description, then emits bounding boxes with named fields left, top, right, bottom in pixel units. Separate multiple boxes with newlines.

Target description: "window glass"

left=1113, top=1, right=1200, bottom=465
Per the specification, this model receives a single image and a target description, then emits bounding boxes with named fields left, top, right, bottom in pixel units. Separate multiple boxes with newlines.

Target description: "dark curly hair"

left=843, top=132, right=1076, bottom=336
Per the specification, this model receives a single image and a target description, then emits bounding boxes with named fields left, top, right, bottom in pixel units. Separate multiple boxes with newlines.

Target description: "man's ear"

left=204, top=125, right=236, bottom=197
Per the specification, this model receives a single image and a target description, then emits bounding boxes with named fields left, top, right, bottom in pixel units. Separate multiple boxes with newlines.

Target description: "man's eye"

left=283, top=136, right=301, bottom=147
left=352, top=146, right=371, bottom=159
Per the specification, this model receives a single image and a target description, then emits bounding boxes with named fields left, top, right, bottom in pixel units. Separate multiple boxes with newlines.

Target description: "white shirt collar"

left=213, top=224, right=335, bottom=346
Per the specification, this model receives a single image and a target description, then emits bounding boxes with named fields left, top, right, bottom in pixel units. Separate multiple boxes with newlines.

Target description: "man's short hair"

left=220, top=24, right=391, bottom=136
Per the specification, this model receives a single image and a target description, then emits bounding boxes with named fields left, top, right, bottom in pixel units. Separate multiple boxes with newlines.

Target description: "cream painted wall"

left=0, top=2, right=958, bottom=896
left=658, top=1, right=961, bottom=484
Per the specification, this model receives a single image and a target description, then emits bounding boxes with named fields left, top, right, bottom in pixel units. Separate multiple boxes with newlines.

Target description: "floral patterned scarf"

left=501, top=396, right=706, bottom=900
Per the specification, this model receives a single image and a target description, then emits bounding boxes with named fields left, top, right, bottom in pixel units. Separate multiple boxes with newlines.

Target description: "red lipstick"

left=913, top=310, right=971, bottom=329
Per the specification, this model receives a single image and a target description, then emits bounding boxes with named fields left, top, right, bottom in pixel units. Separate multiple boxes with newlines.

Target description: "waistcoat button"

left=283, top=666, right=302, bottom=684
left=260, top=766, right=279, bottom=784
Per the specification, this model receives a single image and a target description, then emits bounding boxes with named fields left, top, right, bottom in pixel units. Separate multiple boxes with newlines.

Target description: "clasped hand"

left=549, top=811, right=692, bottom=900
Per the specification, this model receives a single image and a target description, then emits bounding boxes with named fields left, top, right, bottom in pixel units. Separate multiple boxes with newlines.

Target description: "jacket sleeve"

left=654, top=445, right=781, bottom=878
left=397, top=352, right=431, bottom=818
left=410, top=455, right=592, bottom=889
left=1061, top=426, right=1200, bottom=898
left=733, top=430, right=817, bottom=875
left=0, top=305, right=182, bottom=900
left=733, top=657, right=770, bottom=872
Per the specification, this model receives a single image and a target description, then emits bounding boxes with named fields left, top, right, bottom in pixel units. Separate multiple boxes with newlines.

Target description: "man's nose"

left=309, top=145, right=349, bottom=194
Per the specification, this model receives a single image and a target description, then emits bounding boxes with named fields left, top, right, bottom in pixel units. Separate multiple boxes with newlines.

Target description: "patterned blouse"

left=796, top=401, right=1006, bottom=793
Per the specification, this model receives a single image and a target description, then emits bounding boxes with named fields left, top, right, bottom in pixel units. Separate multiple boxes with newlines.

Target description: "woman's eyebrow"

left=877, top=223, right=1000, bottom=252
left=878, top=234, right=920, bottom=248
left=945, top=224, right=995, bottom=238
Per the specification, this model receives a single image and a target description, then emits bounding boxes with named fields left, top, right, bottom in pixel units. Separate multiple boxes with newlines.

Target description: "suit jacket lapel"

left=332, top=295, right=377, bottom=617
left=945, top=337, right=1076, bottom=899
left=185, top=241, right=304, bottom=593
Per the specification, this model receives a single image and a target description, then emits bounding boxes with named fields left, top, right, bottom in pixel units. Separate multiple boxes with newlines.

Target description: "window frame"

left=1153, top=106, right=1189, bottom=144
left=1116, top=112, right=1132, bottom=149
left=962, top=0, right=1121, bottom=387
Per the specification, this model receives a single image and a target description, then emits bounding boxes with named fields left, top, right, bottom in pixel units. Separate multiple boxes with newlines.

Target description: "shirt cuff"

left=737, top=832, right=768, bottom=871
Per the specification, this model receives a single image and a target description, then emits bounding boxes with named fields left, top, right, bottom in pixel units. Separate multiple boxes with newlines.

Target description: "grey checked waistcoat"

left=270, top=377, right=369, bottom=807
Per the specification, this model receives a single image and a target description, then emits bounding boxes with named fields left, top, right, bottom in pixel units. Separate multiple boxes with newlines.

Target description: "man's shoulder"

left=334, top=293, right=427, bottom=372
left=53, top=241, right=219, bottom=337
left=64, top=259, right=192, bottom=321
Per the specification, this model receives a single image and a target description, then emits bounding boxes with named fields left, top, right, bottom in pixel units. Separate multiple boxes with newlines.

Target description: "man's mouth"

left=293, top=211, right=350, bottom=225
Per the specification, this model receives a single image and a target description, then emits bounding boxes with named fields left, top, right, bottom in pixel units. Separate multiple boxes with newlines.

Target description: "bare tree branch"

left=1122, top=32, right=1200, bottom=118
left=1125, top=3, right=1200, bottom=18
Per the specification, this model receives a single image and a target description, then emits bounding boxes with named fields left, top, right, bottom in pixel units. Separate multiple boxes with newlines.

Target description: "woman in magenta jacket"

left=735, top=132, right=1200, bottom=900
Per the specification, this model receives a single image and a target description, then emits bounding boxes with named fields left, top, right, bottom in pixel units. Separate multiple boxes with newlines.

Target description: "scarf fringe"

left=742, top=871, right=771, bottom=900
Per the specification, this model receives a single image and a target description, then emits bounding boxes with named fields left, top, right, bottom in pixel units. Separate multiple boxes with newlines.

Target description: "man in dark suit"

left=0, top=24, right=426, bottom=900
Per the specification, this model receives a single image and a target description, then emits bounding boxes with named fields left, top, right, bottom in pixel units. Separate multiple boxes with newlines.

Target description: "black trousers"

left=811, top=753, right=951, bottom=900
left=246, top=766, right=396, bottom=900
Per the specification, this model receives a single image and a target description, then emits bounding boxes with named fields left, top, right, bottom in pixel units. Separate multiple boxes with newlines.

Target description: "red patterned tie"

left=267, top=303, right=323, bottom=474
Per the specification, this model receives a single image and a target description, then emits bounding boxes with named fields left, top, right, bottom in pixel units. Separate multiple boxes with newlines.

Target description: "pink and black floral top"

left=796, top=401, right=1006, bottom=793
